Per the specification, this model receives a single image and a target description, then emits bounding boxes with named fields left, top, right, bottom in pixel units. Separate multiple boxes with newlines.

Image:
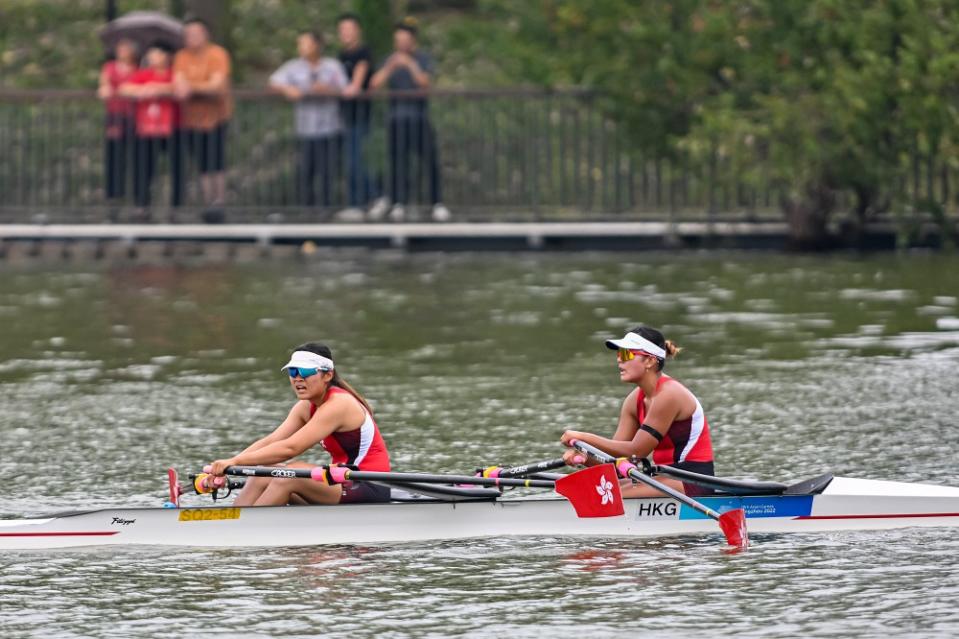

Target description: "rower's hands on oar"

left=209, top=457, right=239, bottom=477
left=560, top=431, right=589, bottom=466
left=561, top=430, right=588, bottom=447
left=562, top=449, right=587, bottom=466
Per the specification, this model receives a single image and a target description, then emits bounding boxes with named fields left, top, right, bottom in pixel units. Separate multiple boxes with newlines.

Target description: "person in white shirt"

left=270, top=31, right=348, bottom=209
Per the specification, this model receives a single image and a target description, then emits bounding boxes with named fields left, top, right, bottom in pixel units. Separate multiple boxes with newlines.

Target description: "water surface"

left=1, top=251, right=958, bottom=638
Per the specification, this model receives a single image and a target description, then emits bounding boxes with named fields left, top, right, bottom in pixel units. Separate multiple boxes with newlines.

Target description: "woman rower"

left=207, top=342, right=391, bottom=505
left=560, top=326, right=715, bottom=497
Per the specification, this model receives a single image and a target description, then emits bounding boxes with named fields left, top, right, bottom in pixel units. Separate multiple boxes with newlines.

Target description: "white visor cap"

left=604, top=331, right=667, bottom=359
left=280, top=350, right=335, bottom=372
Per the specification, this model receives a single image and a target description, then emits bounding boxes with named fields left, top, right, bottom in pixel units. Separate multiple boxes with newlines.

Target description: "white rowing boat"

left=2, top=474, right=959, bottom=550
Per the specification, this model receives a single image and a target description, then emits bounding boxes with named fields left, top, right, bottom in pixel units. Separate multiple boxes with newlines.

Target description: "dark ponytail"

left=292, top=342, right=373, bottom=414
left=627, top=326, right=681, bottom=371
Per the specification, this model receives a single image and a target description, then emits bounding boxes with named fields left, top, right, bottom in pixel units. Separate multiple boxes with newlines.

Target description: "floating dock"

left=0, top=220, right=912, bottom=262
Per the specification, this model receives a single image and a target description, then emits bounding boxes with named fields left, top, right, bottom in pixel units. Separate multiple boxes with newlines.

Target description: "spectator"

left=369, top=19, right=449, bottom=222
left=270, top=31, right=348, bottom=210
left=336, top=13, right=383, bottom=218
left=97, top=38, right=138, bottom=206
left=119, top=45, right=179, bottom=217
left=173, top=18, right=232, bottom=223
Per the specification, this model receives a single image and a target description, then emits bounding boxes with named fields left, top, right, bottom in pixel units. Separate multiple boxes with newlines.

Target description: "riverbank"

left=0, top=220, right=942, bottom=262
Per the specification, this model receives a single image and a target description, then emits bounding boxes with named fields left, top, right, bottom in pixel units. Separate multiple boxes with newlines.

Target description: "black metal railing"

left=0, top=88, right=954, bottom=224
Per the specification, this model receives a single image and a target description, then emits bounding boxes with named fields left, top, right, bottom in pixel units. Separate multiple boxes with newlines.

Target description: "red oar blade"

left=718, top=508, right=749, bottom=548
left=167, top=468, right=181, bottom=508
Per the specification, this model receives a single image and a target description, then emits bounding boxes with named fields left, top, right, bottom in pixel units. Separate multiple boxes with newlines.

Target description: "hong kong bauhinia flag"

left=555, top=463, right=625, bottom=518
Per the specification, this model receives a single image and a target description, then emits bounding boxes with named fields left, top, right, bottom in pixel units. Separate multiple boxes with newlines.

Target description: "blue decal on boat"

left=679, top=495, right=813, bottom=520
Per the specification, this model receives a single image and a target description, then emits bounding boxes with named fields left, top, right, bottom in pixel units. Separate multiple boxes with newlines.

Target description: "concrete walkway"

left=0, top=221, right=795, bottom=251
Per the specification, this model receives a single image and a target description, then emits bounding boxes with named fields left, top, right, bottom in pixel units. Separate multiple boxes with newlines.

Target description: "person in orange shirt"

left=173, top=18, right=232, bottom=222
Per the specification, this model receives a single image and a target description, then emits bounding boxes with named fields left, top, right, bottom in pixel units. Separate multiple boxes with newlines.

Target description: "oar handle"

left=220, top=465, right=556, bottom=489
left=330, top=467, right=556, bottom=489
left=223, top=465, right=322, bottom=480
left=570, top=440, right=722, bottom=521
left=478, top=458, right=568, bottom=479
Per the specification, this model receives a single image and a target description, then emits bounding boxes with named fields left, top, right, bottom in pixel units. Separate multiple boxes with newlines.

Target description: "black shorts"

left=339, top=480, right=392, bottom=504
left=672, top=460, right=715, bottom=497
left=184, top=123, right=227, bottom=173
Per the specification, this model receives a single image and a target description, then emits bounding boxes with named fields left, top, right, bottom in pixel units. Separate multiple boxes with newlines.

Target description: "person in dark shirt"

left=336, top=13, right=381, bottom=217
left=369, top=18, right=449, bottom=222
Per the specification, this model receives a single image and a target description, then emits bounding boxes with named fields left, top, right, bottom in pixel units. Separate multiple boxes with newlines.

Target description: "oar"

left=650, top=462, right=786, bottom=496
left=570, top=440, right=748, bottom=548
left=222, top=465, right=557, bottom=489
left=476, top=457, right=569, bottom=479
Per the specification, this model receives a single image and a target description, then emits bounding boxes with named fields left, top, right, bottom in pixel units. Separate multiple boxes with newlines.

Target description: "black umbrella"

left=99, top=11, right=183, bottom=53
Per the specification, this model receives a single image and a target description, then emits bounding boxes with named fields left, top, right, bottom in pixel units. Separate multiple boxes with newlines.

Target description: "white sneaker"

left=431, top=203, right=451, bottom=222
left=334, top=207, right=365, bottom=222
left=367, top=197, right=390, bottom=221
left=388, top=204, right=406, bottom=222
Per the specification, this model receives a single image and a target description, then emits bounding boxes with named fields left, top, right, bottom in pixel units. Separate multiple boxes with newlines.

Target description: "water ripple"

left=2, top=253, right=959, bottom=637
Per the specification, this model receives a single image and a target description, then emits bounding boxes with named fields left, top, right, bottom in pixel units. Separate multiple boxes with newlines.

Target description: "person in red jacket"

left=208, top=343, right=392, bottom=506
left=119, top=45, right=180, bottom=213
left=97, top=38, right=138, bottom=202
left=561, top=326, right=716, bottom=497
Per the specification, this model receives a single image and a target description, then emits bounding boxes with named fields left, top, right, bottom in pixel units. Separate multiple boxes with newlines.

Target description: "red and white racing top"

left=636, top=375, right=714, bottom=466
left=309, top=386, right=391, bottom=471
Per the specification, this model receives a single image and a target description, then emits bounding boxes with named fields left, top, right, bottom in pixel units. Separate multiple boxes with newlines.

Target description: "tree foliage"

left=446, top=0, right=959, bottom=244
left=5, top=1, right=959, bottom=243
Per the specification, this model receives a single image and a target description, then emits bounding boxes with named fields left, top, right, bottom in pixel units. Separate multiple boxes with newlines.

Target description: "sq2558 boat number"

left=178, top=508, right=241, bottom=522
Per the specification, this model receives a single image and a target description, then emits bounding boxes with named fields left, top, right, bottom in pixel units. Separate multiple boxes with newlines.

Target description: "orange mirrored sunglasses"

left=617, top=347, right=647, bottom=362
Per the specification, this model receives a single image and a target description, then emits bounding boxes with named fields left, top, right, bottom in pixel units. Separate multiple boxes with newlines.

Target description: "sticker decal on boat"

left=679, top=496, right=814, bottom=520
left=635, top=499, right=679, bottom=519
left=178, top=508, right=241, bottom=522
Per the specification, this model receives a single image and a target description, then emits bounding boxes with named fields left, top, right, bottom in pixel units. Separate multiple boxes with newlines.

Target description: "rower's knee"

left=244, top=475, right=269, bottom=489
left=234, top=475, right=273, bottom=506
left=238, top=475, right=272, bottom=497
left=264, top=477, right=294, bottom=492
left=262, top=477, right=298, bottom=498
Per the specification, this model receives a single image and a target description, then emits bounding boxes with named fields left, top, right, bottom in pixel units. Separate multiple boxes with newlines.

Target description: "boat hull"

left=3, top=477, right=959, bottom=550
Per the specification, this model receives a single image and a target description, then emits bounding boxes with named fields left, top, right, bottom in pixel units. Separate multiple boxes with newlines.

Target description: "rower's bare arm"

left=612, top=388, right=640, bottom=441
left=566, top=431, right=645, bottom=459
left=238, top=401, right=310, bottom=455
left=563, top=392, right=640, bottom=466
left=563, top=390, right=680, bottom=459
left=232, top=399, right=350, bottom=466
